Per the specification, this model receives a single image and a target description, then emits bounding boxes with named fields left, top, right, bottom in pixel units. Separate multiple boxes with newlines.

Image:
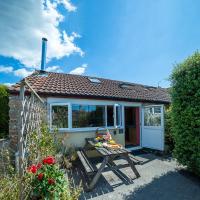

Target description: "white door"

left=141, top=105, right=164, bottom=150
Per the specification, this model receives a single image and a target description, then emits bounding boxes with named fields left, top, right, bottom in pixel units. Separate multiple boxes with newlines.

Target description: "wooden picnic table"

left=77, top=138, right=140, bottom=191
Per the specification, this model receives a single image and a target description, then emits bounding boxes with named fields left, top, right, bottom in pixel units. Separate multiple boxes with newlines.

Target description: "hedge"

left=164, top=106, right=174, bottom=152
left=0, top=85, right=9, bottom=138
left=170, top=52, right=200, bottom=175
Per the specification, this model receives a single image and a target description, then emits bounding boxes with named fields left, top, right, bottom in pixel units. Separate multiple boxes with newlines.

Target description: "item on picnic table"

left=107, top=143, right=122, bottom=149
left=108, top=139, right=116, bottom=145
left=94, top=136, right=103, bottom=142
left=102, top=142, right=108, bottom=147
left=95, top=142, right=103, bottom=147
left=95, top=128, right=112, bottom=141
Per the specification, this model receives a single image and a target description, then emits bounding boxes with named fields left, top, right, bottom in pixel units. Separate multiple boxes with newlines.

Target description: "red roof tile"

left=9, top=71, right=171, bottom=104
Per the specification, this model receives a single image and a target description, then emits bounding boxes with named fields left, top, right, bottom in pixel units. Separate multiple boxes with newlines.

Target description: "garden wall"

left=9, top=95, right=20, bottom=151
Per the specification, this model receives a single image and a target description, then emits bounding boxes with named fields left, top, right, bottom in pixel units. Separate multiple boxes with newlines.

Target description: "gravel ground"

left=70, top=153, right=200, bottom=200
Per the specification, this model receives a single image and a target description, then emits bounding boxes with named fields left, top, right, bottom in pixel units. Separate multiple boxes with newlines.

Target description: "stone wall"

left=9, top=95, right=20, bottom=151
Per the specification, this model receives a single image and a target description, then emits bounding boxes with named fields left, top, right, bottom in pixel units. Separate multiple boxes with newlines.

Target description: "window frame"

left=143, top=105, right=163, bottom=128
left=49, top=102, right=123, bottom=132
left=114, top=104, right=123, bottom=128
left=50, top=103, right=71, bottom=131
left=71, top=104, right=106, bottom=129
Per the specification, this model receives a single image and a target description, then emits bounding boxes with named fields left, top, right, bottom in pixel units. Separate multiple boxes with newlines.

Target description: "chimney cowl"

left=42, top=37, right=48, bottom=41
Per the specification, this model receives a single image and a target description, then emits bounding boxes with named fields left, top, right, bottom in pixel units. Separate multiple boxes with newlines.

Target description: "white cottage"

left=9, top=70, right=170, bottom=152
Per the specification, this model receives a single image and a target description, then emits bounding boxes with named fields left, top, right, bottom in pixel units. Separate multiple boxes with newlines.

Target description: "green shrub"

left=0, top=85, right=9, bottom=138
left=164, top=106, right=174, bottom=152
left=0, top=124, right=82, bottom=200
left=170, top=51, right=200, bottom=175
left=28, top=156, right=71, bottom=199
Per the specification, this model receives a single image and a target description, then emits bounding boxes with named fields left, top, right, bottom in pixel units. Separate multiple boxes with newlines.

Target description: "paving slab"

left=70, top=153, right=200, bottom=200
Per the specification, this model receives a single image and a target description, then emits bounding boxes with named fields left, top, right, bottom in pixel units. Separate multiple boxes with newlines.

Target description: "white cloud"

left=13, top=68, right=33, bottom=78
left=0, top=66, right=14, bottom=73
left=3, top=83, right=14, bottom=87
left=69, top=64, right=88, bottom=75
left=0, top=0, right=83, bottom=68
left=46, top=65, right=63, bottom=72
left=56, top=0, right=77, bottom=12
left=0, top=65, right=33, bottom=78
left=0, top=64, right=34, bottom=78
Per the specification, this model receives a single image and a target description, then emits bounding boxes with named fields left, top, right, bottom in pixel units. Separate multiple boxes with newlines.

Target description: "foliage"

left=28, top=156, right=70, bottom=199
left=0, top=124, right=82, bottom=200
left=0, top=85, right=9, bottom=138
left=28, top=124, right=58, bottom=163
left=0, top=173, right=32, bottom=200
left=28, top=125, right=78, bottom=169
left=170, top=51, right=200, bottom=175
left=58, top=143, right=78, bottom=169
left=164, top=106, right=174, bottom=152
left=0, top=146, right=32, bottom=200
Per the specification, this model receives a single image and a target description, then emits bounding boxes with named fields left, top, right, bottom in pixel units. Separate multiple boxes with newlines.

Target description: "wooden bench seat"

left=77, top=150, right=96, bottom=175
left=128, top=154, right=142, bottom=165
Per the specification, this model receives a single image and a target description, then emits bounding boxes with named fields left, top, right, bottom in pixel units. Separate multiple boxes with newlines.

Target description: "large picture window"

left=144, top=106, right=161, bottom=126
left=51, top=105, right=68, bottom=128
left=72, top=104, right=105, bottom=128
left=50, top=102, right=123, bottom=130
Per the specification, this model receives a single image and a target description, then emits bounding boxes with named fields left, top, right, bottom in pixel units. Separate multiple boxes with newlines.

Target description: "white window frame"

left=50, top=103, right=71, bottom=131
left=114, top=104, right=123, bottom=128
left=71, top=104, right=106, bottom=130
left=143, top=105, right=163, bottom=129
left=49, top=101, right=123, bottom=132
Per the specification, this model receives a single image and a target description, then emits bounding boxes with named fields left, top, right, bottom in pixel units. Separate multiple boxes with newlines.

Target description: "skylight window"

left=143, top=86, right=157, bottom=91
left=120, top=83, right=135, bottom=90
left=88, top=77, right=101, bottom=83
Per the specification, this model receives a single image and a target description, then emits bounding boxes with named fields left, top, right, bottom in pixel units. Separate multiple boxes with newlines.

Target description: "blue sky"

left=0, top=0, right=200, bottom=87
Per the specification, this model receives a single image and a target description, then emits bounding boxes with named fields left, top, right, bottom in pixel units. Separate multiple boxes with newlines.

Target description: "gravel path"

left=72, top=153, right=200, bottom=200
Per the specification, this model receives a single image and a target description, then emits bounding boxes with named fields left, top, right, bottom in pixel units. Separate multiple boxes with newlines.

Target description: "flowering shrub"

left=0, top=124, right=81, bottom=200
left=28, top=156, right=68, bottom=199
left=42, top=156, right=56, bottom=165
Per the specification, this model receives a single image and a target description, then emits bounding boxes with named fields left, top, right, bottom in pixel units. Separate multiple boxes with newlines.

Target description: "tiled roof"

left=9, top=71, right=171, bottom=104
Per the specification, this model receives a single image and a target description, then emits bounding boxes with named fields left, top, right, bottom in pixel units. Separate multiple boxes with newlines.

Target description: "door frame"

left=124, top=105, right=142, bottom=149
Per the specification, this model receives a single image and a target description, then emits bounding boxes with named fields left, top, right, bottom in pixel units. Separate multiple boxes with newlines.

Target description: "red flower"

left=38, top=173, right=44, bottom=181
left=43, top=156, right=56, bottom=165
left=48, top=178, right=55, bottom=185
left=27, top=165, right=37, bottom=174
left=37, top=163, right=42, bottom=169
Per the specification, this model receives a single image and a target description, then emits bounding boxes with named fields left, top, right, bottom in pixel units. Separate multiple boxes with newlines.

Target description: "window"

left=51, top=105, right=68, bottom=128
left=120, top=83, right=135, bottom=90
left=144, top=106, right=161, bottom=126
left=154, top=106, right=161, bottom=114
left=72, top=104, right=105, bottom=128
left=88, top=77, right=101, bottom=84
left=50, top=102, right=123, bottom=130
left=115, top=104, right=122, bottom=127
left=107, top=106, right=114, bottom=126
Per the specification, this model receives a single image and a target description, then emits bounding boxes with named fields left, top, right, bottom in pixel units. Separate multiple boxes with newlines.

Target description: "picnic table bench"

left=77, top=138, right=140, bottom=191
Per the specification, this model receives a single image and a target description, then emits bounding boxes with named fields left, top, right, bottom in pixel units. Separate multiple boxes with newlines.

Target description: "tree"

left=0, top=85, right=9, bottom=138
left=170, top=52, right=200, bottom=175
